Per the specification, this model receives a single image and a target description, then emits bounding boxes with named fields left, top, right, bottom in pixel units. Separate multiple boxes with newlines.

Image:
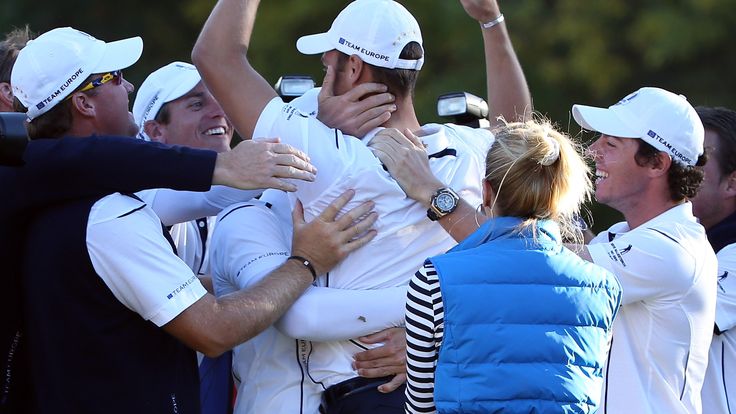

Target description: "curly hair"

left=633, top=139, right=707, bottom=201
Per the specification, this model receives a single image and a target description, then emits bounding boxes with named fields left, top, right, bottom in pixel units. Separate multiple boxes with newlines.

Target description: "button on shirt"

left=588, top=202, right=717, bottom=414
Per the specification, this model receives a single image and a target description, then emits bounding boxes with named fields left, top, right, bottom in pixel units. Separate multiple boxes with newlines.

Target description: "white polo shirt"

left=253, top=92, right=493, bottom=388
left=86, top=193, right=207, bottom=327
left=588, top=202, right=717, bottom=414
left=702, top=242, right=736, bottom=414
left=210, top=190, right=408, bottom=413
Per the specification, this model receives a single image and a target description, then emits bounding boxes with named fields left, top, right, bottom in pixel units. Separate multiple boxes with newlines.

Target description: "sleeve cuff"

left=148, top=277, right=208, bottom=327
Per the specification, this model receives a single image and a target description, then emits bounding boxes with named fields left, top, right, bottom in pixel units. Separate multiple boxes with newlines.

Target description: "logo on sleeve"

left=606, top=243, right=632, bottom=267
left=718, top=271, right=729, bottom=293
left=167, top=275, right=198, bottom=300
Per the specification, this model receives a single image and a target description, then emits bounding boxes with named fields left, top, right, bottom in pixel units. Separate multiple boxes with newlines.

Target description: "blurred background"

left=3, top=0, right=736, bottom=232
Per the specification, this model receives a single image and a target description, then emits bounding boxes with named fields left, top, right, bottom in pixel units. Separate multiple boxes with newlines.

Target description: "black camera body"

left=0, top=112, right=28, bottom=166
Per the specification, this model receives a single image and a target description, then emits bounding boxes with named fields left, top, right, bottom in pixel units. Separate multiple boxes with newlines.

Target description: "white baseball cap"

left=11, top=27, right=142, bottom=121
left=133, top=61, right=201, bottom=141
left=572, top=87, right=704, bottom=166
left=296, top=0, right=424, bottom=70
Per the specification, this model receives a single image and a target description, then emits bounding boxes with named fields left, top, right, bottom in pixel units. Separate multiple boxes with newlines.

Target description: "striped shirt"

left=405, top=262, right=444, bottom=413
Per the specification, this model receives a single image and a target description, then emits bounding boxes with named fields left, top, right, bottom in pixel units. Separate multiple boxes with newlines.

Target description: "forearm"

left=276, top=286, right=407, bottom=341
left=404, top=182, right=485, bottom=243
left=22, top=136, right=215, bottom=206
left=478, top=9, right=531, bottom=125
left=176, top=259, right=313, bottom=357
left=141, top=186, right=261, bottom=226
left=564, top=243, right=592, bottom=262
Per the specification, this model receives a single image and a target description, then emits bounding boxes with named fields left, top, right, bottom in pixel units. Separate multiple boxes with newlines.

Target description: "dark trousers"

left=320, top=376, right=406, bottom=414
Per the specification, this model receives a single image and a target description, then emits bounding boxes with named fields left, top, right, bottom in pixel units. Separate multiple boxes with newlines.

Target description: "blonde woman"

left=372, top=120, right=622, bottom=413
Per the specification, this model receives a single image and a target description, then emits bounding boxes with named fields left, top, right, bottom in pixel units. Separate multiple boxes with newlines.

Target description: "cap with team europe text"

left=133, top=62, right=201, bottom=141
left=11, top=27, right=142, bottom=121
left=572, top=87, right=704, bottom=167
left=296, top=0, right=424, bottom=71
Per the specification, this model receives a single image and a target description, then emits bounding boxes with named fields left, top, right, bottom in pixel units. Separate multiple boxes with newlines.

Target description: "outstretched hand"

left=369, top=128, right=444, bottom=207
left=458, top=0, right=501, bottom=23
left=317, top=65, right=396, bottom=138
left=291, top=189, right=377, bottom=276
left=213, top=138, right=316, bottom=192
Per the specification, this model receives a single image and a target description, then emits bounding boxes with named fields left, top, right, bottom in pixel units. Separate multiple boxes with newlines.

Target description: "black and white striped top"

left=405, top=262, right=445, bottom=414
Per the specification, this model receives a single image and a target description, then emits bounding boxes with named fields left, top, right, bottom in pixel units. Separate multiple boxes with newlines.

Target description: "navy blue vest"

left=22, top=195, right=200, bottom=413
left=430, top=217, right=621, bottom=413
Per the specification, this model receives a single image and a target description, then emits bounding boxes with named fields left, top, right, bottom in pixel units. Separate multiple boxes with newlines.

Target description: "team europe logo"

left=606, top=243, right=632, bottom=267
left=718, top=271, right=729, bottom=293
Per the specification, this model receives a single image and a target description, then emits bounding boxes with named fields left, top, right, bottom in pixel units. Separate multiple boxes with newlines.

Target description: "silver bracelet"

left=481, top=14, right=505, bottom=30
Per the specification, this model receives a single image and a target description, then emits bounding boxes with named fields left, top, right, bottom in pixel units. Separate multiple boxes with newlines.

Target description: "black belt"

left=321, top=375, right=393, bottom=411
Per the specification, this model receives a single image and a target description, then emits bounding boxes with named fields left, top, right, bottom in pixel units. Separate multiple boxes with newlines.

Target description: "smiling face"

left=147, top=81, right=232, bottom=152
left=588, top=134, right=653, bottom=214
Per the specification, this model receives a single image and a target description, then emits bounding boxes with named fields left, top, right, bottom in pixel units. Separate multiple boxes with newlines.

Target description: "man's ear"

left=648, top=152, right=672, bottom=178
left=143, top=120, right=167, bottom=143
left=68, top=92, right=96, bottom=118
left=0, top=82, right=14, bottom=112
left=347, top=54, right=366, bottom=84
left=724, top=170, right=736, bottom=198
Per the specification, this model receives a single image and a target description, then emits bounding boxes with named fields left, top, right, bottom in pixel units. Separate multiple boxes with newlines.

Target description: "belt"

left=321, top=375, right=393, bottom=411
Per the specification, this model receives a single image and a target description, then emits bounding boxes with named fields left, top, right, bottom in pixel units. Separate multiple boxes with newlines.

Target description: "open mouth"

left=595, top=169, right=609, bottom=185
left=204, top=127, right=226, bottom=136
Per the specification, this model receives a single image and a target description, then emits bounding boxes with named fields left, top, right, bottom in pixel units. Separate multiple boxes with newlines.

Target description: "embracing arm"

left=165, top=189, right=377, bottom=356
left=21, top=136, right=215, bottom=207
left=276, top=285, right=407, bottom=341
left=370, top=129, right=488, bottom=242
left=139, top=186, right=262, bottom=226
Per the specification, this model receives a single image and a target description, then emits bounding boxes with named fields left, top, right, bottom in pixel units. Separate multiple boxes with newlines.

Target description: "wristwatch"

left=427, top=187, right=459, bottom=221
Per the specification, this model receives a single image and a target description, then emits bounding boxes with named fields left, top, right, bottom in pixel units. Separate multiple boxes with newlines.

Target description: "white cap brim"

left=572, top=104, right=641, bottom=138
left=296, top=33, right=333, bottom=55
left=93, top=36, right=143, bottom=73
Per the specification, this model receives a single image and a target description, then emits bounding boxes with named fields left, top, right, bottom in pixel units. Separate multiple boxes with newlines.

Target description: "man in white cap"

left=570, top=87, right=717, bottom=413
left=132, top=60, right=237, bottom=414
left=193, top=0, right=530, bottom=411
left=691, top=106, right=736, bottom=414
left=133, top=61, right=235, bottom=288
left=376, top=87, right=719, bottom=414
left=11, top=27, right=382, bottom=414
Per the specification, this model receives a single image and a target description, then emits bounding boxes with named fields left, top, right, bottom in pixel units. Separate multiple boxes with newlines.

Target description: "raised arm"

left=192, top=0, right=274, bottom=140
left=459, top=0, right=531, bottom=126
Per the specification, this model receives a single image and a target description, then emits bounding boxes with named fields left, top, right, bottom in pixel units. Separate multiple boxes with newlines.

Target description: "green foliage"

left=4, top=0, right=736, bottom=230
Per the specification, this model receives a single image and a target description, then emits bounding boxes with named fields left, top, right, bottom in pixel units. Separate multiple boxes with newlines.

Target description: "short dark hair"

left=696, top=106, right=736, bottom=177
left=154, top=102, right=172, bottom=125
left=0, top=26, right=34, bottom=83
left=634, top=139, right=707, bottom=201
left=14, top=74, right=98, bottom=140
left=336, top=41, right=422, bottom=99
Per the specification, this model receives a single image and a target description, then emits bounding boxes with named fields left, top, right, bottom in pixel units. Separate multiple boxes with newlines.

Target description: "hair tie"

left=539, top=131, right=560, bottom=166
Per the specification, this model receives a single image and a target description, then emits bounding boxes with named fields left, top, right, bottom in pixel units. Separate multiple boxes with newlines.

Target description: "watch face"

left=436, top=193, right=456, bottom=212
